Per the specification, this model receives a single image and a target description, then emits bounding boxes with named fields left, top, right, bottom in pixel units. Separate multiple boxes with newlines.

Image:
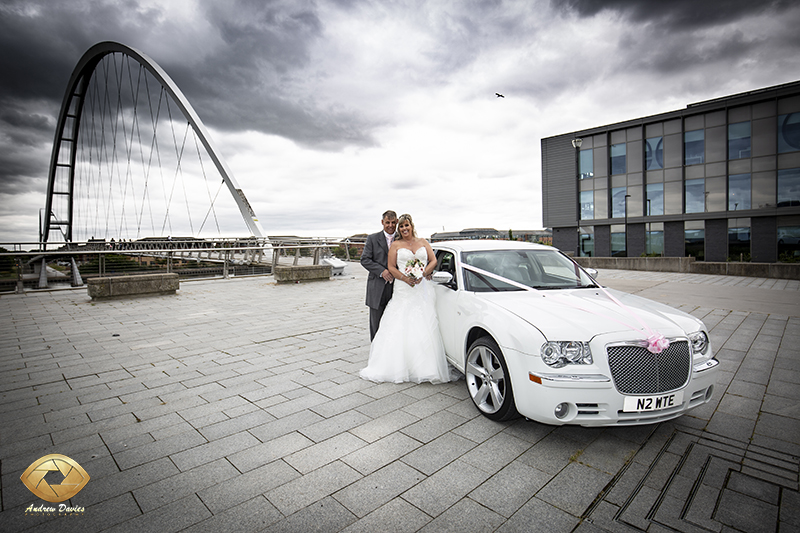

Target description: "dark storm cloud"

left=549, top=0, right=800, bottom=99
left=560, top=0, right=797, bottom=30
left=155, top=0, right=381, bottom=149
left=0, top=0, right=384, bottom=196
left=0, top=0, right=379, bottom=158
left=0, top=1, right=166, bottom=190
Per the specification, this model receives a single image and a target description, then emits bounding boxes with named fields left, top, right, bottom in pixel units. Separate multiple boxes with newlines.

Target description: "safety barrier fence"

left=0, top=237, right=366, bottom=293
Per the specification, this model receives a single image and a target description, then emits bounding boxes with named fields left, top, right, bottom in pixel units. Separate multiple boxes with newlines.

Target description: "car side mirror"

left=585, top=268, right=599, bottom=279
left=431, top=271, right=453, bottom=284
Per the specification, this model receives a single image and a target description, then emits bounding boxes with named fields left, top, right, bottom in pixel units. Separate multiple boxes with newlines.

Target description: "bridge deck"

left=1, top=264, right=798, bottom=532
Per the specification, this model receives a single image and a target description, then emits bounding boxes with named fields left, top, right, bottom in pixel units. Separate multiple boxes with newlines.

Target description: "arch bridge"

left=43, top=41, right=266, bottom=247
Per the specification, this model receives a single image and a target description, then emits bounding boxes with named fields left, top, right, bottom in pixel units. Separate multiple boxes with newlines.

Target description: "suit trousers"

left=369, top=280, right=394, bottom=341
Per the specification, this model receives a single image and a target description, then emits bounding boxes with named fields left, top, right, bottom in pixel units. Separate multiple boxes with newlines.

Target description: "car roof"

left=430, top=240, right=557, bottom=253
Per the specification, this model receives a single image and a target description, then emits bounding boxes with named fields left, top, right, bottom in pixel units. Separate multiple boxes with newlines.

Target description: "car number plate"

left=623, top=391, right=683, bottom=412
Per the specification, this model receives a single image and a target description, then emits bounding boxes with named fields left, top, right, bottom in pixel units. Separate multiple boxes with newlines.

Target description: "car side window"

left=462, top=252, right=518, bottom=292
left=435, top=250, right=457, bottom=289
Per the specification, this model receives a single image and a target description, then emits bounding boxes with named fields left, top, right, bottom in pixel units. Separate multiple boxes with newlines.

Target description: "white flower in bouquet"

left=404, top=258, right=425, bottom=284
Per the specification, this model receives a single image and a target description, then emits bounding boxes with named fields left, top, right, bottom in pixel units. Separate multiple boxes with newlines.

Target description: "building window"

left=610, top=143, right=626, bottom=175
left=728, top=227, right=750, bottom=262
left=579, top=149, right=593, bottom=179
left=646, top=183, right=664, bottom=216
left=611, top=225, right=626, bottom=257
left=778, top=113, right=800, bottom=153
left=728, top=173, right=751, bottom=211
left=728, top=121, right=751, bottom=159
left=645, top=136, right=663, bottom=170
left=685, top=130, right=704, bottom=165
left=778, top=168, right=800, bottom=207
left=646, top=224, right=664, bottom=256
left=611, top=187, right=627, bottom=218
left=778, top=226, right=800, bottom=262
left=685, top=178, right=705, bottom=213
left=685, top=228, right=705, bottom=261
left=580, top=190, right=594, bottom=219
left=579, top=230, right=594, bottom=257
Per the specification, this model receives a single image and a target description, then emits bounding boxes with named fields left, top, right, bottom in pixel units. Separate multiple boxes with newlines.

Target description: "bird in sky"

left=496, top=93, right=505, bottom=98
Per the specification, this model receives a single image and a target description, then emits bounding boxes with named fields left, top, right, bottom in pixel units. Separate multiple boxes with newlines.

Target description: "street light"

left=624, top=194, right=631, bottom=257
left=646, top=198, right=651, bottom=255
left=573, top=138, right=583, bottom=257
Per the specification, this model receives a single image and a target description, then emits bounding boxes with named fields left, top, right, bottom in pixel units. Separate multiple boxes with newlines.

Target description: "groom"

left=361, top=210, right=397, bottom=341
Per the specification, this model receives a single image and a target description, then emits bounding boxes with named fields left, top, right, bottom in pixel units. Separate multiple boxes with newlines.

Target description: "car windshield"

left=462, top=249, right=597, bottom=292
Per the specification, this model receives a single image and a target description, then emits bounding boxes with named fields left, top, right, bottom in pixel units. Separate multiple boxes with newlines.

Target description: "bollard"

left=15, top=257, right=24, bottom=294
left=71, top=257, right=83, bottom=287
left=38, top=257, right=48, bottom=289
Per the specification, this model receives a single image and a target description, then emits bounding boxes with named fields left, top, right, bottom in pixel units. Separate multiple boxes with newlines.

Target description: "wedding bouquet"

left=404, top=257, right=425, bottom=283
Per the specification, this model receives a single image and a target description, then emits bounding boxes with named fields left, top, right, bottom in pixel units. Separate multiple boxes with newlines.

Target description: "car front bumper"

left=517, top=358, right=719, bottom=426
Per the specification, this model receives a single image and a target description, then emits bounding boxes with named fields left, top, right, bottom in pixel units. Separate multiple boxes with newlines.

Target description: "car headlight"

left=688, top=331, right=709, bottom=358
left=540, top=341, right=592, bottom=368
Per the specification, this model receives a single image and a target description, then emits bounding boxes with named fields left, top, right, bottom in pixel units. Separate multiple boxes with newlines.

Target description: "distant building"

left=431, top=228, right=503, bottom=241
left=430, top=228, right=552, bottom=244
left=541, top=80, right=800, bottom=262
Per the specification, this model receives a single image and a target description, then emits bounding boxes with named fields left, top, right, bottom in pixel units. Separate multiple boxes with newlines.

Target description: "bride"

left=359, top=213, right=454, bottom=384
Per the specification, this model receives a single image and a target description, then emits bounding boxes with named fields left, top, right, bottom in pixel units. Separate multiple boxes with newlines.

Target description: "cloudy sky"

left=1, top=0, right=800, bottom=243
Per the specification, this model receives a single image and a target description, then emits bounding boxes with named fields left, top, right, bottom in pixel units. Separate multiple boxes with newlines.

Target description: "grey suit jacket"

left=361, top=230, right=394, bottom=309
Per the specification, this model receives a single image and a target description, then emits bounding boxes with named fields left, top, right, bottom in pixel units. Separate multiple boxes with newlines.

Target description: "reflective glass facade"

left=728, top=226, right=751, bottom=261
left=580, top=230, right=594, bottom=257
left=684, top=130, right=704, bottom=165
left=542, top=80, right=800, bottom=263
left=728, top=173, right=751, bottom=211
left=611, top=187, right=627, bottom=218
left=778, top=113, right=800, bottom=153
left=610, top=144, right=626, bottom=175
left=579, top=149, right=593, bottom=179
left=778, top=168, right=800, bottom=207
left=685, top=227, right=704, bottom=260
left=580, top=190, right=594, bottom=220
left=685, top=179, right=705, bottom=214
left=778, top=225, right=800, bottom=261
left=611, top=231, right=626, bottom=257
left=728, top=122, right=751, bottom=159
left=645, top=136, right=663, bottom=170
left=646, top=183, right=664, bottom=216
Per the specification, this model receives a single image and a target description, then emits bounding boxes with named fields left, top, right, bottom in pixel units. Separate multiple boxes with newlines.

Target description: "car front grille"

left=607, top=340, right=691, bottom=395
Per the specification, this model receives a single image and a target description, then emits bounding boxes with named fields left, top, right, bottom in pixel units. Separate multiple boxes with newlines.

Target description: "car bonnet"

left=478, top=287, right=703, bottom=342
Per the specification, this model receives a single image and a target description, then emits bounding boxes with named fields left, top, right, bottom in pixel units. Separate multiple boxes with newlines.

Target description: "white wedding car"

left=430, top=240, right=718, bottom=426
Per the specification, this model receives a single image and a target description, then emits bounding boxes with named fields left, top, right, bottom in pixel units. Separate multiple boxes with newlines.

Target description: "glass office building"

left=541, top=81, right=800, bottom=262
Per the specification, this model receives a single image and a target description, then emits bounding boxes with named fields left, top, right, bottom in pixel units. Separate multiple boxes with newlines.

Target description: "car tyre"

left=465, top=337, right=518, bottom=421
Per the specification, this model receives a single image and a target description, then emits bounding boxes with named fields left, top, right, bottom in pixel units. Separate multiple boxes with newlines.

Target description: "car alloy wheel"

left=465, top=337, right=518, bottom=421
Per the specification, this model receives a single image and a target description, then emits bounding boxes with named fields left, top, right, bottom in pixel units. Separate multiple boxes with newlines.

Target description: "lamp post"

left=646, top=198, right=651, bottom=255
left=572, top=138, right=583, bottom=256
left=624, top=194, right=631, bottom=257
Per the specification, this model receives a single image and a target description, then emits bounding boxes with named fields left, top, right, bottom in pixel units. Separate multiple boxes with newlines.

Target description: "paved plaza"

left=1, top=264, right=798, bottom=532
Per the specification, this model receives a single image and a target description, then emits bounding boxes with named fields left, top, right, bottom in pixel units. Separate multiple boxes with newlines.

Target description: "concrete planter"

left=88, top=273, right=179, bottom=299
left=575, top=257, right=695, bottom=273
left=273, top=264, right=332, bottom=283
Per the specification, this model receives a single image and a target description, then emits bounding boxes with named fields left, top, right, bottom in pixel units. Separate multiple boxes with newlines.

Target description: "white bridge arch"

left=42, top=41, right=266, bottom=244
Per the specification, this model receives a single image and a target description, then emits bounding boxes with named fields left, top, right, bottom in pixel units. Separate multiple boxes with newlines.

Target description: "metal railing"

left=0, top=237, right=366, bottom=293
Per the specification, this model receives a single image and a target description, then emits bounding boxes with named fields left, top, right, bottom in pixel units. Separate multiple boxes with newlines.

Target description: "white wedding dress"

left=360, top=247, right=454, bottom=384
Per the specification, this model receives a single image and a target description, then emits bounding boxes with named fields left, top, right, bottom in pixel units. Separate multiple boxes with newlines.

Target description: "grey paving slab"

left=333, top=461, right=424, bottom=517
left=1, top=265, right=798, bottom=532
left=340, top=498, right=432, bottom=533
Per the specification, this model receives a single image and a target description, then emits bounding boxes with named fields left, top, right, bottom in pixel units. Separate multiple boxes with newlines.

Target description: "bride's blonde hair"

left=397, top=213, right=417, bottom=239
